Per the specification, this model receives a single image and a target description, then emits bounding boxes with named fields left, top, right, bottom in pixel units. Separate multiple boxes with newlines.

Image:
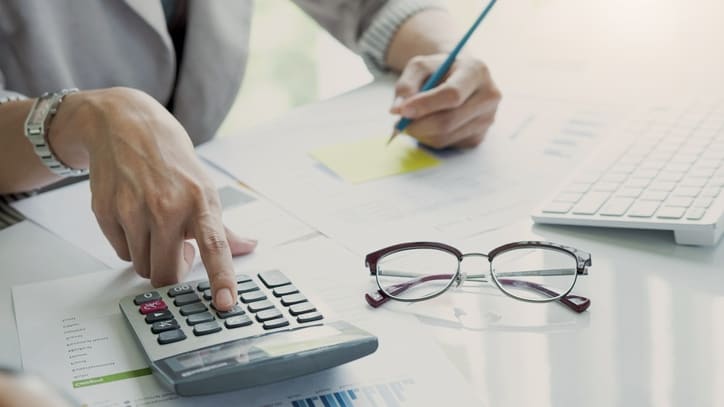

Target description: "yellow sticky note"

left=309, top=136, right=441, bottom=183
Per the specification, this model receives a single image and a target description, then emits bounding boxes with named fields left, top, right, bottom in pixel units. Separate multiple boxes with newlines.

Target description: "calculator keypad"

left=130, top=270, right=324, bottom=347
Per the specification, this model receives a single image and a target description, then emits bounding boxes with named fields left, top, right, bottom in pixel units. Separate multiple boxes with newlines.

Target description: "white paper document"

left=200, top=83, right=622, bottom=254
left=11, top=163, right=315, bottom=269
left=13, top=237, right=483, bottom=407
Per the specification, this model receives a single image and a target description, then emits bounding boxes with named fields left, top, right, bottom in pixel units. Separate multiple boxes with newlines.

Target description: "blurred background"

left=220, top=0, right=724, bottom=136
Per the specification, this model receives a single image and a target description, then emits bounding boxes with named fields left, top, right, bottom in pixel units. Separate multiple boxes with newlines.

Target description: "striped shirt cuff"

left=358, top=0, right=445, bottom=74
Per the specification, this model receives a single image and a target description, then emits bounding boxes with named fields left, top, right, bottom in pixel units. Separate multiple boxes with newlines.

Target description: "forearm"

left=385, top=8, right=459, bottom=73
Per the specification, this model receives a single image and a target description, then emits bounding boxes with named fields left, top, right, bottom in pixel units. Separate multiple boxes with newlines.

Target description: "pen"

left=387, top=0, right=498, bottom=145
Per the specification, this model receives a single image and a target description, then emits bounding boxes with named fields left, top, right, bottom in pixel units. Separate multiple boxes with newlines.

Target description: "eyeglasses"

left=364, top=241, right=592, bottom=313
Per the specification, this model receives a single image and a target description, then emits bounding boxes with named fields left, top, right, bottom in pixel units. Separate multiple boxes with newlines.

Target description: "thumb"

left=225, top=226, right=257, bottom=257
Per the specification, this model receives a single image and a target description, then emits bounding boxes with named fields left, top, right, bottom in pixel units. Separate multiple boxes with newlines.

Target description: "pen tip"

left=387, top=129, right=400, bottom=146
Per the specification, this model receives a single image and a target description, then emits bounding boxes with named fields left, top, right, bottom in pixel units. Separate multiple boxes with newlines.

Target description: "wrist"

left=385, top=9, right=458, bottom=72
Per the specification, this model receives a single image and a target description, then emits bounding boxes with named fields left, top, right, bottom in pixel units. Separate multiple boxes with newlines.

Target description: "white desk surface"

left=4, top=0, right=724, bottom=405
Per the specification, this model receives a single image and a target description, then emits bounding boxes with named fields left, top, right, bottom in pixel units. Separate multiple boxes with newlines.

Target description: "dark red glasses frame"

left=364, top=241, right=592, bottom=313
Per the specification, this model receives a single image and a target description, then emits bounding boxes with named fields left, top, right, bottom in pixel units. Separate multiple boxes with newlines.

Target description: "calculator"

left=119, top=269, right=378, bottom=396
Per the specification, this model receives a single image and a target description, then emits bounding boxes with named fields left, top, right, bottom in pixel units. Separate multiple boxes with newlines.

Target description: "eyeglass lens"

left=376, top=248, right=459, bottom=301
left=490, top=247, right=578, bottom=302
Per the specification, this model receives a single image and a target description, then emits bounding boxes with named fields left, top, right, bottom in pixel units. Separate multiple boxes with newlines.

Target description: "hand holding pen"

left=388, top=0, right=501, bottom=149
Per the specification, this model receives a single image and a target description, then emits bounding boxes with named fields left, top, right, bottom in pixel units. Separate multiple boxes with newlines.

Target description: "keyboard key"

left=599, top=197, right=634, bottom=216
left=263, top=318, right=290, bottom=330
left=236, top=274, right=253, bottom=284
left=258, top=270, right=291, bottom=288
left=297, top=312, right=324, bottom=324
left=197, top=281, right=210, bottom=292
left=592, top=182, right=620, bottom=192
left=145, top=310, right=173, bottom=324
left=564, top=183, right=591, bottom=193
left=173, top=292, right=200, bottom=306
left=186, top=312, right=215, bottom=326
left=541, top=202, right=572, bottom=214
left=237, top=281, right=260, bottom=294
left=216, top=304, right=245, bottom=319
left=627, top=201, right=661, bottom=218
left=240, top=291, right=267, bottom=303
left=151, top=319, right=179, bottom=334
left=273, top=285, right=299, bottom=297
left=193, top=321, right=222, bottom=336
left=648, top=182, right=676, bottom=192
left=640, top=190, right=668, bottom=201
left=248, top=300, right=275, bottom=313
left=203, top=289, right=213, bottom=301
left=700, top=188, right=721, bottom=198
left=693, top=197, right=714, bottom=208
left=656, top=206, right=686, bottom=219
left=281, top=293, right=307, bottom=306
left=686, top=207, right=706, bottom=220
left=157, top=329, right=186, bottom=345
left=616, top=187, right=643, bottom=198
left=256, top=308, right=283, bottom=322
left=665, top=196, right=693, bottom=208
left=134, top=291, right=160, bottom=305
left=179, top=302, right=207, bottom=316
left=289, top=302, right=316, bottom=316
left=225, top=314, right=253, bottom=329
left=167, top=284, right=194, bottom=297
left=139, top=300, right=167, bottom=315
left=571, top=192, right=610, bottom=215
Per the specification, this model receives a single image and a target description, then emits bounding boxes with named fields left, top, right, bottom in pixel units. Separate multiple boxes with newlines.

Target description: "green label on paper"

left=72, top=368, right=152, bottom=388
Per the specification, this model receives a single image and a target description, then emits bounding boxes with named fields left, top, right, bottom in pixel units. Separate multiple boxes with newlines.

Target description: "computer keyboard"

left=532, top=103, right=724, bottom=245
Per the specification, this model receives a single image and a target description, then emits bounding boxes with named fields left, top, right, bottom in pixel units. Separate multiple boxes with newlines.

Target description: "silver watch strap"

left=24, top=88, right=89, bottom=177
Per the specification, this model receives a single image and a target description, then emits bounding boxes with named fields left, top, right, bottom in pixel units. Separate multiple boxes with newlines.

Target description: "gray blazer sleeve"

left=0, top=69, right=26, bottom=101
left=292, top=0, right=444, bottom=73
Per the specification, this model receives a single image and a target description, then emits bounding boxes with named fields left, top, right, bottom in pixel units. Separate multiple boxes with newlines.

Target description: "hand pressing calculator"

left=119, top=269, right=378, bottom=396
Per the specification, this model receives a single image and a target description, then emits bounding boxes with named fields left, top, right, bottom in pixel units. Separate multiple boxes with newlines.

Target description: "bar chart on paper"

left=289, top=379, right=415, bottom=407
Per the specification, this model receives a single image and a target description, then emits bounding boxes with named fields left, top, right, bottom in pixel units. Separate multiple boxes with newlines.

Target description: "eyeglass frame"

left=364, top=240, right=592, bottom=313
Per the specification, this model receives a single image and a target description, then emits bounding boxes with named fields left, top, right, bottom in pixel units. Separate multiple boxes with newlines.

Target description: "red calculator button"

left=139, top=300, right=168, bottom=314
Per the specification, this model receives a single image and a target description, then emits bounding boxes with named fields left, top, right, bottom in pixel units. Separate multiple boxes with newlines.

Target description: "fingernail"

left=241, top=238, right=258, bottom=247
left=390, top=96, right=403, bottom=110
left=215, top=288, right=234, bottom=308
left=402, top=107, right=417, bottom=118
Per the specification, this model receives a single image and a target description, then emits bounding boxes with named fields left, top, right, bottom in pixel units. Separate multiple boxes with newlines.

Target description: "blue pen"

left=388, top=0, right=498, bottom=144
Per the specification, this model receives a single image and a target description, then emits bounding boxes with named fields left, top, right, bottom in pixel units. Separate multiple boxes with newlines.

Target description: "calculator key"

left=297, top=312, right=323, bottom=324
left=151, top=319, right=179, bottom=334
left=225, top=314, right=253, bottom=329
left=203, top=289, right=213, bottom=301
left=139, top=300, right=167, bottom=315
left=167, top=284, right=194, bottom=297
left=273, top=285, right=299, bottom=297
left=173, top=292, right=201, bottom=306
left=236, top=274, right=252, bottom=284
left=280, top=293, right=307, bottom=306
left=289, top=302, right=316, bottom=316
left=216, top=304, right=245, bottom=319
left=256, top=308, right=283, bottom=322
left=240, top=291, right=267, bottom=303
left=197, top=281, right=211, bottom=292
left=134, top=291, right=161, bottom=305
left=258, top=270, right=291, bottom=288
left=193, top=321, right=222, bottom=336
left=145, top=310, right=173, bottom=324
left=247, top=300, right=275, bottom=313
left=186, top=312, right=215, bottom=326
left=179, top=302, right=207, bottom=316
left=237, top=281, right=260, bottom=294
left=157, top=329, right=186, bottom=345
left=263, top=318, right=290, bottom=330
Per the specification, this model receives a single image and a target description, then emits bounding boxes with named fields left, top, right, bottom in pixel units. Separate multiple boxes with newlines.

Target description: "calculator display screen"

left=160, top=326, right=344, bottom=377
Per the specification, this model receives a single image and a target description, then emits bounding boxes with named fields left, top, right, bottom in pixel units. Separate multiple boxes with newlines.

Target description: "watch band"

left=24, top=88, right=89, bottom=177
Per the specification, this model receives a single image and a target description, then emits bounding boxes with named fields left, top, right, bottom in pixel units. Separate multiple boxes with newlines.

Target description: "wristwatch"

left=24, top=88, right=89, bottom=177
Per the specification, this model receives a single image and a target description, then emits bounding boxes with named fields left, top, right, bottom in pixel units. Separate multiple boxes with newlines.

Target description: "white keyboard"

left=532, top=103, right=724, bottom=245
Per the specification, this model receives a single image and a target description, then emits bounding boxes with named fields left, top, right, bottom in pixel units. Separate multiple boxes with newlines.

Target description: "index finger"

left=192, top=210, right=238, bottom=311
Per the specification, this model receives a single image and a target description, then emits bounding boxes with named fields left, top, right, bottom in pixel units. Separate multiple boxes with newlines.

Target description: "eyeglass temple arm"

left=365, top=274, right=590, bottom=313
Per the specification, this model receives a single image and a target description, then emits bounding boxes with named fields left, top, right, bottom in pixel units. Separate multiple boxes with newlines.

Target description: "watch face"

left=29, top=97, right=54, bottom=123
